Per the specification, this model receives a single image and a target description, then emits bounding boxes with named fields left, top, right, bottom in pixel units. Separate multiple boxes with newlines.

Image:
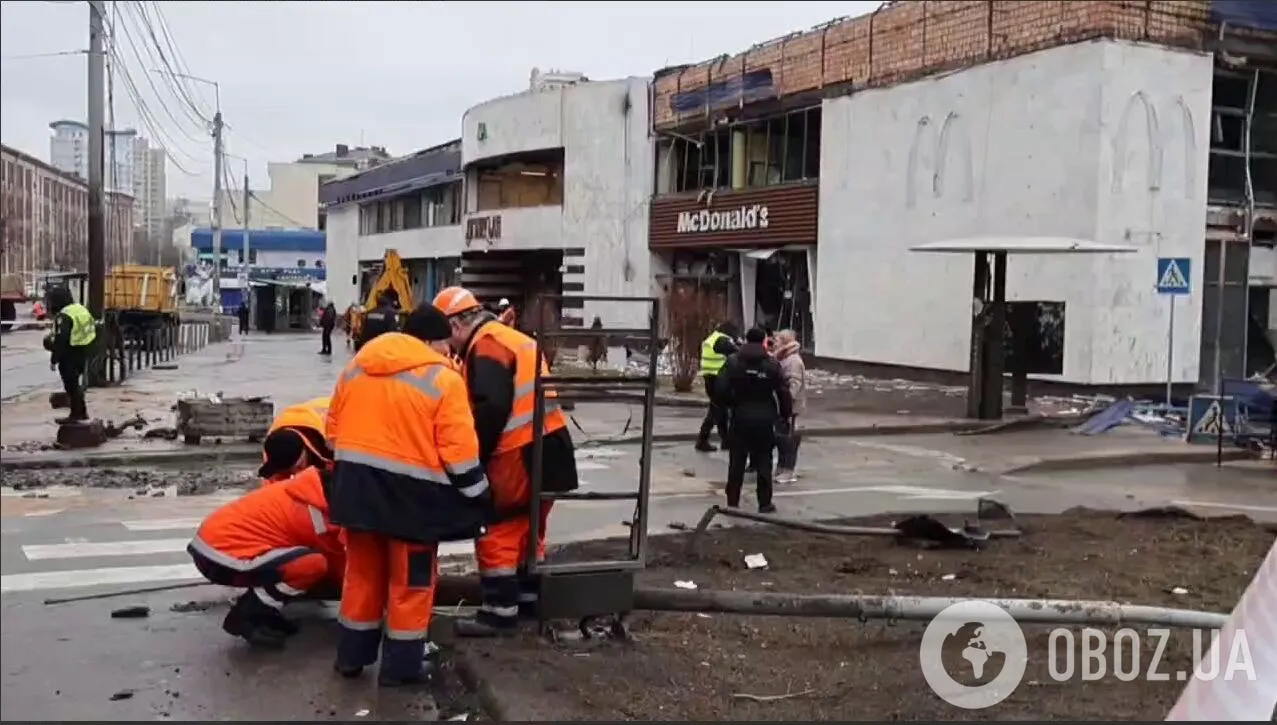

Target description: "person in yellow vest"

left=432, top=286, right=581, bottom=637
left=45, top=286, right=96, bottom=424
left=694, top=321, right=740, bottom=452
left=258, top=397, right=334, bottom=484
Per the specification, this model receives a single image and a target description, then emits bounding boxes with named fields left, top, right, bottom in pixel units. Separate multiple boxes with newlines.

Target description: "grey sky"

left=1, top=0, right=880, bottom=200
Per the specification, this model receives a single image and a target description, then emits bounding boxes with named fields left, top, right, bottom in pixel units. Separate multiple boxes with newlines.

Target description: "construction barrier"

left=87, top=315, right=235, bottom=387
left=1165, top=540, right=1277, bottom=720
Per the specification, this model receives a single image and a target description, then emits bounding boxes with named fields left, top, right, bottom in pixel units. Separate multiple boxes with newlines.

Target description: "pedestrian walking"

left=319, top=301, right=337, bottom=355
left=772, top=329, right=806, bottom=483
left=715, top=326, right=793, bottom=513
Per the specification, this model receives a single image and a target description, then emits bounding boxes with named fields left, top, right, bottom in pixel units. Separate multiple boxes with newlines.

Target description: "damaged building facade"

left=650, top=0, right=1277, bottom=386
left=459, top=68, right=656, bottom=337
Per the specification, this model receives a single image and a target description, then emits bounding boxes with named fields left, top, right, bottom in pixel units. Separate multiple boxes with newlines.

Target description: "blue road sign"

left=1156, top=257, right=1191, bottom=295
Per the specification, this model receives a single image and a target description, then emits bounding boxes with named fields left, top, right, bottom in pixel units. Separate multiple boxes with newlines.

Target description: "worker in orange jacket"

left=432, top=286, right=580, bottom=637
left=186, top=466, right=345, bottom=648
left=325, top=304, right=492, bottom=686
left=259, top=396, right=333, bottom=484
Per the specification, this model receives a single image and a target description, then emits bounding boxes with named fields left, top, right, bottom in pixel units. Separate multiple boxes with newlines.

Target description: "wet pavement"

left=2, top=434, right=1274, bottom=720
left=1, top=329, right=54, bottom=402
left=4, top=331, right=1274, bottom=719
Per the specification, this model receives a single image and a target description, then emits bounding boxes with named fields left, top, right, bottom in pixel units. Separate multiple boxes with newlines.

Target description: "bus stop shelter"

left=909, top=237, right=1137, bottom=420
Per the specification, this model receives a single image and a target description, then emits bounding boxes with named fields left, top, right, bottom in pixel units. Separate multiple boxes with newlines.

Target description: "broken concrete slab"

left=54, top=420, right=107, bottom=450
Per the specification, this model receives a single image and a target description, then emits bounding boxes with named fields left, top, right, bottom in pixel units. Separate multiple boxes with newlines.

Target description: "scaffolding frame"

left=524, top=293, right=661, bottom=627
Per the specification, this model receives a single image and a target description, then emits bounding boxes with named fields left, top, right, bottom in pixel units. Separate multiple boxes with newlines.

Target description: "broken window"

left=1207, top=68, right=1277, bottom=207
left=662, top=107, right=822, bottom=194
left=471, top=150, right=565, bottom=212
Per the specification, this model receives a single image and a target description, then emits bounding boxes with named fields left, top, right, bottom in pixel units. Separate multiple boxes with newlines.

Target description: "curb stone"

left=1001, top=447, right=1254, bottom=475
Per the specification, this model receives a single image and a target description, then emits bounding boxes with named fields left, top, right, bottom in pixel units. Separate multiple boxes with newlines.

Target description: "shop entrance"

left=460, top=248, right=565, bottom=329
left=746, top=248, right=815, bottom=351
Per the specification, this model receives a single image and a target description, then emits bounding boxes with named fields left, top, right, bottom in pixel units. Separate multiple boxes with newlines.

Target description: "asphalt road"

left=1, top=329, right=54, bottom=402
left=2, top=440, right=1274, bottom=720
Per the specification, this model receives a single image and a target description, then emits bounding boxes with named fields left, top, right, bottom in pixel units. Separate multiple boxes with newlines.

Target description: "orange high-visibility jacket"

left=324, top=332, right=492, bottom=544
left=464, top=321, right=568, bottom=457
left=188, top=466, right=345, bottom=569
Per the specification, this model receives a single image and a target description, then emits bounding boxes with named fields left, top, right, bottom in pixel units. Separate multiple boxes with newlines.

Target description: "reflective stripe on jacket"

left=699, top=331, right=727, bottom=377
left=464, top=322, right=568, bottom=456
left=325, top=332, right=491, bottom=543
left=62, top=303, right=97, bottom=347
left=188, top=466, right=343, bottom=568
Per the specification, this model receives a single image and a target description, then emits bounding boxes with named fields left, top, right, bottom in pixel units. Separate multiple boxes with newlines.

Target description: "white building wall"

left=817, top=40, right=1213, bottom=386
left=325, top=204, right=360, bottom=309
left=461, top=76, right=656, bottom=328
left=219, top=160, right=357, bottom=230
left=323, top=197, right=466, bottom=311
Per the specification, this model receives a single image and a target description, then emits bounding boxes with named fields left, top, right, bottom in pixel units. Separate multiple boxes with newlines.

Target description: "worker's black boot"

left=224, top=592, right=287, bottom=649
left=453, top=615, right=518, bottom=638
left=263, top=608, right=301, bottom=636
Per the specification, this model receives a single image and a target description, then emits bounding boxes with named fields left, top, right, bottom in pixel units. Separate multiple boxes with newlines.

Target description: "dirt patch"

left=456, top=508, right=1274, bottom=721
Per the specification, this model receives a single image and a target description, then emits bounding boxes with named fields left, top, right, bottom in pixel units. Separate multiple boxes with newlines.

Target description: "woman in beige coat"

left=773, top=329, right=806, bottom=482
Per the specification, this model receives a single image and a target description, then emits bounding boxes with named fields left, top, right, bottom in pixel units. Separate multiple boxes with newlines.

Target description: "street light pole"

left=154, top=70, right=222, bottom=308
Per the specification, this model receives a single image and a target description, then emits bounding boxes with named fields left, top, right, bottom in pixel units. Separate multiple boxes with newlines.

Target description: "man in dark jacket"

left=714, top=326, right=793, bottom=513
left=318, top=302, right=337, bottom=355
left=356, top=294, right=398, bottom=351
left=695, top=321, right=740, bottom=452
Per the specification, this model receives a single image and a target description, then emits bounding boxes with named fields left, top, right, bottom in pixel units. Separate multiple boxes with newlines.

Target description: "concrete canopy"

left=909, top=236, right=1138, bottom=255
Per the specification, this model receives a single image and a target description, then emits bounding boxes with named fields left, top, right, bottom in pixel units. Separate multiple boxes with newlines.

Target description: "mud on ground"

left=455, top=509, right=1275, bottom=721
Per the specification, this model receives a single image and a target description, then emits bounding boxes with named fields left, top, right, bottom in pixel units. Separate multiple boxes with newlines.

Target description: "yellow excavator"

left=351, top=249, right=413, bottom=342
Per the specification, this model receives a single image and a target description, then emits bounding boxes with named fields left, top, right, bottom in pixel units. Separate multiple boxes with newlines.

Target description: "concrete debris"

left=0, top=467, right=257, bottom=493
left=110, top=605, right=151, bottom=619
left=108, top=689, right=134, bottom=701
left=142, top=427, right=180, bottom=440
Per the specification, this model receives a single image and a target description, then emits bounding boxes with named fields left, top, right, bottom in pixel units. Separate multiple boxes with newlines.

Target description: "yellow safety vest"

left=699, top=331, right=728, bottom=377
left=62, top=303, right=97, bottom=347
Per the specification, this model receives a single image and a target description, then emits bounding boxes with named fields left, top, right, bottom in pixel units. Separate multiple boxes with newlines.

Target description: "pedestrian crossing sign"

left=1185, top=396, right=1236, bottom=444
left=1156, top=257, right=1191, bottom=295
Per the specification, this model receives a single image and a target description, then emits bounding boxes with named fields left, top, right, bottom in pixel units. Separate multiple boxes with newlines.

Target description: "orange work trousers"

left=473, top=449, right=553, bottom=628
left=335, top=531, right=437, bottom=682
left=189, top=543, right=331, bottom=610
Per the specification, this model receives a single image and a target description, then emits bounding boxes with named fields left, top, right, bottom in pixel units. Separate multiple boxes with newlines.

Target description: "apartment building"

left=1, top=143, right=136, bottom=275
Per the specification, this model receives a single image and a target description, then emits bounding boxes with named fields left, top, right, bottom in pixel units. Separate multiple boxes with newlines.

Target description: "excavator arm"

left=358, top=250, right=414, bottom=328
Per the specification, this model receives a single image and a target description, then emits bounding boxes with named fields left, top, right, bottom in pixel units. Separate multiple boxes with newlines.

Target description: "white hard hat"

left=498, top=298, right=510, bottom=307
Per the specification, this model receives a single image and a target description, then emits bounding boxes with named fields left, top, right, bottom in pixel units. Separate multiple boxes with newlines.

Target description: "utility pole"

left=242, top=165, right=251, bottom=328
left=86, top=0, right=107, bottom=318
left=211, top=111, right=224, bottom=307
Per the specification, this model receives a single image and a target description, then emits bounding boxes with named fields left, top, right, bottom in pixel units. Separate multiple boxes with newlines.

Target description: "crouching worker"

left=186, top=466, right=345, bottom=648
left=259, top=396, right=333, bottom=484
left=326, top=304, right=492, bottom=687
left=433, top=286, right=580, bottom=637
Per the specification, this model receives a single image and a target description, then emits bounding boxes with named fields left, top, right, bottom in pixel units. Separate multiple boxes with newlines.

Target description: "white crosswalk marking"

left=1, top=447, right=633, bottom=594
left=22, top=538, right=192, bottom=561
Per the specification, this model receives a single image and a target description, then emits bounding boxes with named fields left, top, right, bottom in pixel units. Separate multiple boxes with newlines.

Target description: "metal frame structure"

left=525, top=294, right=661, bottom=629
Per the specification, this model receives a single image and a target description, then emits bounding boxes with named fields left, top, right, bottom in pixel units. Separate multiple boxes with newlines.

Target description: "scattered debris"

left=354, top=709, right=370, bottom=718
left=109, top=605, right=150, bottom=619
left=743, top=553, right=768, bottom=570
left=142, top=426, right=179, bottom=440
left=940, top=573, right=957, bottom=581
left=674, top=580, right=698, bottom=590
left=1168, top=586, right=1189, bottom=595
left=108, top=689, right=134, bottom=701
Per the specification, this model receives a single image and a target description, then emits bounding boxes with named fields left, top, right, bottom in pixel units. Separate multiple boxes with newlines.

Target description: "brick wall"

left=652, top=0, right=1215, bottom=130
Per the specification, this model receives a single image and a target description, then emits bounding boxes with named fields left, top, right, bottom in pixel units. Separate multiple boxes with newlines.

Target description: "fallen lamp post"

left=686, top=500, right=1023, bottom=557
